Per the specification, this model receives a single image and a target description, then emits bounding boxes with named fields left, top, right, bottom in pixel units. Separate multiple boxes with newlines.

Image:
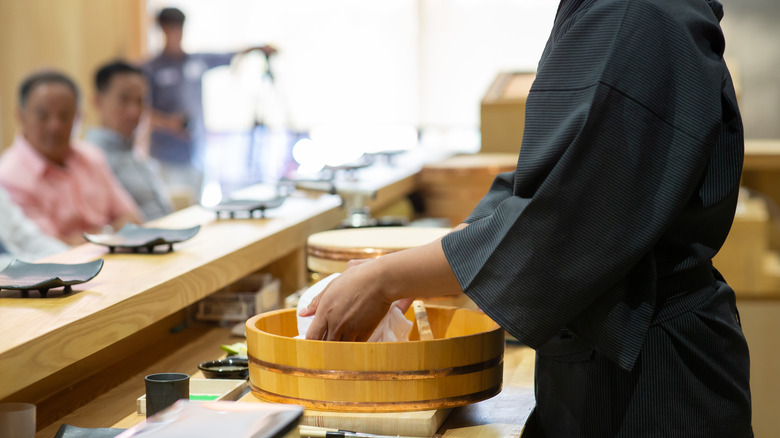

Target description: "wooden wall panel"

left=0, top=0, right=147, bottom=149
left=735, top=299, right=780, bottom=438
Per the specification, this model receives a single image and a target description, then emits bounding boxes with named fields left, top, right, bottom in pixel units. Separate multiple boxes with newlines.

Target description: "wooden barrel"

left=306, top=227, right=451, bottom=275
left=418, top=153, right=518, bottom=226
left=245, top=305, right=504, bottom=412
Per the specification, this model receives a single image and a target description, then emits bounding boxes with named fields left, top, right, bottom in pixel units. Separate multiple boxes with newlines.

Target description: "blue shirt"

left=85, top=127, right=172, bottom=221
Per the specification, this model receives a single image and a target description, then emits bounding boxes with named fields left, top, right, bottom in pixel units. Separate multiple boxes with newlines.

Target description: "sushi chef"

left=300, top=0, right=753, bottom=436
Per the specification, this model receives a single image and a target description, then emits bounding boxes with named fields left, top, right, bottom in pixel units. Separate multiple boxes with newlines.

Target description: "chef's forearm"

left=373, top=233, right=465, bottom=304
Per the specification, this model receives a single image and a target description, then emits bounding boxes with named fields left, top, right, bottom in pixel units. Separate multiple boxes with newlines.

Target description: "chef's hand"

left=299, top=233, right=466, bottom=341
left=299, top=258, right=393, bottom=341
left=344, top=259, right=415, bottom=313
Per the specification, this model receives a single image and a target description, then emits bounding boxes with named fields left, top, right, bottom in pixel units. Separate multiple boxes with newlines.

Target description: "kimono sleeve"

left=463, top=171, right=516, bottom=224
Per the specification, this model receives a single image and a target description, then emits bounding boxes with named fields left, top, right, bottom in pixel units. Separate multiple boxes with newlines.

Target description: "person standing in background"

left=87, top=60, right=173, bottom=221
left=0, top=71, right=142, bottom=245
left=144, top=7, right=276, bottom=204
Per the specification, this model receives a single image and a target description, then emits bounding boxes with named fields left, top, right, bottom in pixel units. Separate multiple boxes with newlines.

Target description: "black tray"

left=0, top=259, right=104, bottom=297
left=210, top=197, right=286, bottom=219
left=83, top=223, right=200, bottom=253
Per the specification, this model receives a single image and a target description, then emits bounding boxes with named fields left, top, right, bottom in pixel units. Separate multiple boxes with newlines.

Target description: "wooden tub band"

left=306, top=245, right=398, bottom=261
left=248, top=353, right=503, bottom=380
left=249, top=382, right=503, bottom=411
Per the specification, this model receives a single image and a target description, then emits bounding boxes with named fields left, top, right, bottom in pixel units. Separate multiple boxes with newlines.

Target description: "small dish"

left=0, top=259, right=104, bottom=297
left=210, top=197, right=286, bottom=219
left=83, top=223, right=200, bottom=253
left=198, top=358, right=249, bottom=379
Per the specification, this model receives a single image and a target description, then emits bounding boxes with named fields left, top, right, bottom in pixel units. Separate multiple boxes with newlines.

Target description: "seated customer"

left=0, top=70, right=141, bottom=245
left=86, top=60, right=172, bottom=221
left=0, top=185, right=68, bottom=268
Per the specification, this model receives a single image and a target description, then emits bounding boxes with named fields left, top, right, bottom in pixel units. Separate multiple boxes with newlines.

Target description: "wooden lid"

left=307, top=227, right=451, bottom=262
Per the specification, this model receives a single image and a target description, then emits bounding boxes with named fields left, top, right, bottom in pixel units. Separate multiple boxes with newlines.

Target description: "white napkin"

left=295, top=273, right=412, bottom=342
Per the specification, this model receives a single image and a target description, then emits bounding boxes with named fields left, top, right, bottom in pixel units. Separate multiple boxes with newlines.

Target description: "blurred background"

left=0, top=0, right=557, bottom=197
left=2, top=0, right=776, bottom=193
left=1, top=0, right=778, bottom=435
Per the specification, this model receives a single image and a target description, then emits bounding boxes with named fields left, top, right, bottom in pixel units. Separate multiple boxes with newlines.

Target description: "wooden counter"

left=438, top=343, right=535, bottom=437
left=294, top=156, right=424, bottom=220
left=50, top=344, right=534, bottom=438
left=741, top=139, right=780, bottom=210
left=0, top=151, right=439, bottom=433
left=0, top=191, right=344, bottom=427
left=743, top=139, right=780, bottom=171
left=336, top=162, right=420, bottom=214
left=34, top=321, right=238, bottom=437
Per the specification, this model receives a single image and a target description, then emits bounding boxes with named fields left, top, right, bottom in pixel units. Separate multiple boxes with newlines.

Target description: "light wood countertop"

left=0, top=153, right=475, bottom=434
left=87, top=343, right=535, bottom=438
left=35, top=322, right=239, bottom=437
left=0, top=192, right=343, bottom=403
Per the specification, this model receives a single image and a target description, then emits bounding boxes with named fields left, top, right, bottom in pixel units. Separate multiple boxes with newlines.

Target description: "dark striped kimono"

left=441, top=0, right=752, bottom=435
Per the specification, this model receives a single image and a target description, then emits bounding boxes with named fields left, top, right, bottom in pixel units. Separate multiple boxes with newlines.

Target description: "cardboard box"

left=480, top=72, right=535, bottom=154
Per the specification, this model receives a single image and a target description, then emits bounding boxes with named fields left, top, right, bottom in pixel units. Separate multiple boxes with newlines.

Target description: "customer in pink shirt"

left=0, top=71, right=142, bottom=244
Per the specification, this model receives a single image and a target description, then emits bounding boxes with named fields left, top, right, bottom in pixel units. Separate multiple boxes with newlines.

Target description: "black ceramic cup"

left=144, top=373, right=189, bottom=417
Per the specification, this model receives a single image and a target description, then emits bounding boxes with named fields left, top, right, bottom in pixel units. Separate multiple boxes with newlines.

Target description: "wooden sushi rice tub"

left=245, top=305, right=504, bottom=412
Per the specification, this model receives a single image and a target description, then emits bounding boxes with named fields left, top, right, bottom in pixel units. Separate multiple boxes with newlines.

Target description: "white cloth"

left=296, top=273, right=412, bottom=342
left=0, top=186, right=68, bottom=268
